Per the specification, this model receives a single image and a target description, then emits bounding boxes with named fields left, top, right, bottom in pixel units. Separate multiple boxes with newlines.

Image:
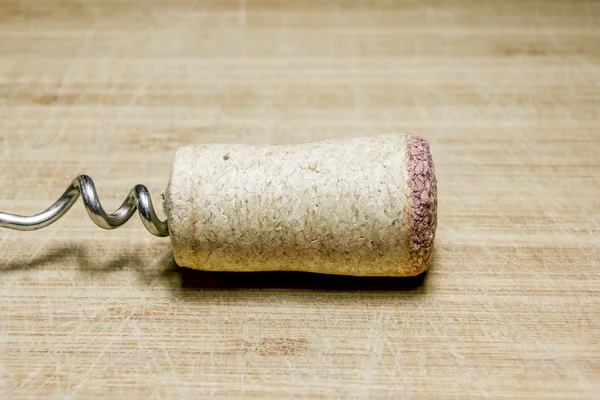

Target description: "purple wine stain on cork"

left=406, top=135, right=437, bottom=273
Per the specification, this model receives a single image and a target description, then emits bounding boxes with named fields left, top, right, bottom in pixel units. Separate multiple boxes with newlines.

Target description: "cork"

left=164, top=134, right=437, bottom=276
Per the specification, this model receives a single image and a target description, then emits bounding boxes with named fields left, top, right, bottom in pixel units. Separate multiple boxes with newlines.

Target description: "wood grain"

left=1, top=0, right=599, bottom=398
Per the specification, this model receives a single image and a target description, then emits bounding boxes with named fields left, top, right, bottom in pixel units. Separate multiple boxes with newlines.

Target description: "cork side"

left=165, top=135, right=421, bottom=276
left=406, top=135, right=437, bottom=274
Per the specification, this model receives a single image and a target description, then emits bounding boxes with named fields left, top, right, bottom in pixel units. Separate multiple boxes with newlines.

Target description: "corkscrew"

left=0, top=175, right=169, bottom=236
left=0, top=134, right=437, bottom=277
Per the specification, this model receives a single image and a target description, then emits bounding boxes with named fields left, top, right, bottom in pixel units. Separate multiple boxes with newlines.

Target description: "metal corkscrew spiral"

left=0, top=175, right=169, bottom=237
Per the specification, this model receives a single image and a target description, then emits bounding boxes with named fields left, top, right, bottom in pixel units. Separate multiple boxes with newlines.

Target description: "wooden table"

left=1, top=0, right=599, bottom=397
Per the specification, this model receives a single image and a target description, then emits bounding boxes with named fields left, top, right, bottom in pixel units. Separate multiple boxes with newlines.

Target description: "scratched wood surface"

left=1, top=0, right=599, bottom=398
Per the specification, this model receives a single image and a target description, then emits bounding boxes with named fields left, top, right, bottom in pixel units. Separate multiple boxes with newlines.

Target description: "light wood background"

left=1, top=0, right=599, bottom=398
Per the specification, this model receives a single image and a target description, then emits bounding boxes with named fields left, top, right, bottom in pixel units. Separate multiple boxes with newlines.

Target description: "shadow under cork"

left=169, top=265, right=428, bottom=291
left=166, top=249, right=435, bottom=292
left=0, top=243, right=431, bottom=292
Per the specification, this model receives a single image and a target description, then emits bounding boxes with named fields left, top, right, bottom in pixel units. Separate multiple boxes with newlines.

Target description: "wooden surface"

left=1, top=0, right=599, bottom=398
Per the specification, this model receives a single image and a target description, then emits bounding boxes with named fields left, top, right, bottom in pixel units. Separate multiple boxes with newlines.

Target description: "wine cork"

left=164, top=134, right=437, bottom=276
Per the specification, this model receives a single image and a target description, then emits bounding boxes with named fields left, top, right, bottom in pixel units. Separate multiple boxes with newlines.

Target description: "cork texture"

left=165, top=134, right=437, bottom=276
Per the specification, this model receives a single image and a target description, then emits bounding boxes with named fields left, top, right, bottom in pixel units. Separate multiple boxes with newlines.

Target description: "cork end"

left=406, top=135, right=438, bottom=274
